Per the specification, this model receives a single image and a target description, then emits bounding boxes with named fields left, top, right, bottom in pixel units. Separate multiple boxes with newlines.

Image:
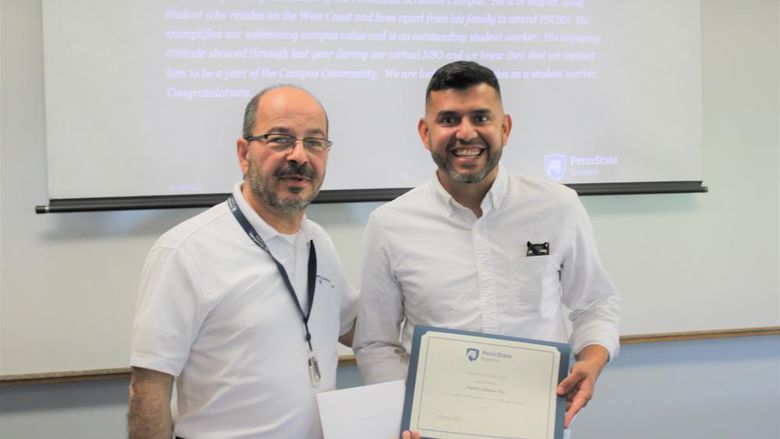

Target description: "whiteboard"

left=41, top=0, right=702, bottom=200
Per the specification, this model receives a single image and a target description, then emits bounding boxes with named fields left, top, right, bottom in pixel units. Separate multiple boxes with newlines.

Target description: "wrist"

left=576, top=344, right=609, bottom=366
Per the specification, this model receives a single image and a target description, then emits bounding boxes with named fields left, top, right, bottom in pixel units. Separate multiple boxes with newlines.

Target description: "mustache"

left=447, top=137, right=486, bottom=150
left=275, top=162, right=317, bottom=179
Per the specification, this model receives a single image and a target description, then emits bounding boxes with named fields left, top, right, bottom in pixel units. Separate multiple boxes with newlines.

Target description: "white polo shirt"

left=131, top=182, right=358, bottom=438
left=354, top=166, right=621, bottom=384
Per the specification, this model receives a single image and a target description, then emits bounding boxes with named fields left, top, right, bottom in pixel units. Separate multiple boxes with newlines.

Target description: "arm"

left=561, top=197, right=621, bottom=360
left=353, top=214, right=408, bottom=384
left=128, top=366, right=174, bottom=439
left=556, top=344, right=609, bottom=428
left=314, top=225, right=359, bottom=350
left=557, top=195, right=620, bottom=427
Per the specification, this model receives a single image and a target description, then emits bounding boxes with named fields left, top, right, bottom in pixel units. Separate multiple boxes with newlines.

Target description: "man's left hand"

left=556, top=344, right=609, bottom=428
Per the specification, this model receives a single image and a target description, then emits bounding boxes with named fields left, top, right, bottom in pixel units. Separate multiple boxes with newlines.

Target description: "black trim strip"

left=569, top=180, right=708, bottom=196
left=35, top=181, right=707, bottom=213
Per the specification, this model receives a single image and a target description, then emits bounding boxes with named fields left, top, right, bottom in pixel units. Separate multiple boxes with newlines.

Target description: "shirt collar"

left=485, top=164, right=509, bottom=211
left=231, top=182, right=309, bottom=243
left=430, top=165, right=509, bottom=216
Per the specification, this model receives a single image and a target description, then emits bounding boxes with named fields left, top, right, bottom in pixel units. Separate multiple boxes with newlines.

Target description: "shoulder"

left=152, top=202, right=234, bottom=251
left=512, top=174, right=578, bottom=200
left=507, top=174, right=581, bottom=210
left=494, top=174, right=589, bottom=228
left=369, top=182, right=435, bottom=224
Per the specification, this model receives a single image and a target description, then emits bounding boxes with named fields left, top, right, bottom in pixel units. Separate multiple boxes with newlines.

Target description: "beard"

left=246, top=159, right=320, bottom=213
left=430, top=137, right=502, bottom=184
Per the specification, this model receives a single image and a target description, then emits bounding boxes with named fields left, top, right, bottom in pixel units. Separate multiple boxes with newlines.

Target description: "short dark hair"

left=425, top=61, right=501, bottom=107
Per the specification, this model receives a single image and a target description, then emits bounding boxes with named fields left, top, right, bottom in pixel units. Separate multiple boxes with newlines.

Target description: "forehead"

left=255, top=88, right=327, bottom=134
left=427, top=83, right=503, bottom=114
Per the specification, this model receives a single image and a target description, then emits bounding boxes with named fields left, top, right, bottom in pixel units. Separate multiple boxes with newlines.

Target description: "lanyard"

left=227, top=195, right=321, bottom=386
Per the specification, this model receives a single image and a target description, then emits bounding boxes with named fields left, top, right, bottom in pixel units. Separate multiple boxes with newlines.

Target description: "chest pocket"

left=510, top=255, right=561, bottom=311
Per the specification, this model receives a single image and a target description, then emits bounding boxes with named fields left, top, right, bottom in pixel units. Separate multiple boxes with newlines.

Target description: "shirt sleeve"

left=339, top=286, right=359, bottom=337
left=318, top=230, right=360, bottom=336
left=560, top=195, right=622, bottom=360
left=130, top=245, right=205, bottom=376
left=353, top=212, right=409, bottom=384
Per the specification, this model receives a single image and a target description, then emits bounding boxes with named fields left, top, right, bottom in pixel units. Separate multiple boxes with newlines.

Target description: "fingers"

left=564, top=389, right=590, bottom=427
left=557, top=349, right=608, bottom=428
left=557, top=368, right=585, bottom=396
left=557, top=368, right=594, bottom=428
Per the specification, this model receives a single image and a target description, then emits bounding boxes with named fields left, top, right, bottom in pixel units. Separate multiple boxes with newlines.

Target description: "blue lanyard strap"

left=227, top=195, right=317, bottom=351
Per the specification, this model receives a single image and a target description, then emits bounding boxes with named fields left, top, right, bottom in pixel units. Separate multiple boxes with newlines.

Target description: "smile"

left=452, top=147, right=483, bottom=157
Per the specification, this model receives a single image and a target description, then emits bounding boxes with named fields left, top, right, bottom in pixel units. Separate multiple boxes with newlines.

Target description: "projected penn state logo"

left=466, top=348, right=480, bottom=362
left=544, top=154, right=567, bottom=181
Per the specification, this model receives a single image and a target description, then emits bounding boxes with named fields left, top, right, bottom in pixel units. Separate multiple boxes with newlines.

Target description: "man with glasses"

left=128, top=85, right=359, bottom=438
left=354, top=61, right=621, bottom=437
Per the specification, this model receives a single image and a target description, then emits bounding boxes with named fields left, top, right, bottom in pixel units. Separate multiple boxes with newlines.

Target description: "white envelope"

left=317, top=380, right=405, bottom=439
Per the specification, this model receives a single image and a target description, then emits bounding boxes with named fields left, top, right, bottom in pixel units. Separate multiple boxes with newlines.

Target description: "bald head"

left=242, top=85, right=329, bottom=140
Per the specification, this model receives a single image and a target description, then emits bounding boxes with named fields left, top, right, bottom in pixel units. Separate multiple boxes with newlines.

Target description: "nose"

left=455, top=119, right=478, bottom=142
left=285, top=139, right=309, bottom=165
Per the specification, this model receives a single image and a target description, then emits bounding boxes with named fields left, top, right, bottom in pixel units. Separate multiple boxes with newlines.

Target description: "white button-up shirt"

left=354, top=167, right=621, bottom=384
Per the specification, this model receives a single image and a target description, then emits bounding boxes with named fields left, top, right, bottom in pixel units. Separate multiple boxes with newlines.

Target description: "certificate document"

left=401, top=326, right=571, bottom=439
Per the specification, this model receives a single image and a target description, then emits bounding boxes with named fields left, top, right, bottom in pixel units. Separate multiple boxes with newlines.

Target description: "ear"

left=417, top=118, right=431, bottom=151
left=237, top=137, right=250, bottom=176
left=501, top=114, right=513, bottom=146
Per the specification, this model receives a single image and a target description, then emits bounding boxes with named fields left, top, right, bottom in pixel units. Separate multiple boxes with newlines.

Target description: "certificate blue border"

left=401, top=325, right=572, bottom=439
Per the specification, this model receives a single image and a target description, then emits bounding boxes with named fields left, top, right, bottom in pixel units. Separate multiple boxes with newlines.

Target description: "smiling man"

left=128, top=85, right=358, bottom=439
left=353, top=61, right=622, bottom=437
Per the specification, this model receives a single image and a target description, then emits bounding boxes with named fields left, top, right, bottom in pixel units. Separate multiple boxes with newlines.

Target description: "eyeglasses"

left=245, top=133, right=332, bottom=154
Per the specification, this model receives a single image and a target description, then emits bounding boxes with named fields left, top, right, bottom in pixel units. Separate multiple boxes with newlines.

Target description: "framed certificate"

left=401, top=326, right=571, bottom=439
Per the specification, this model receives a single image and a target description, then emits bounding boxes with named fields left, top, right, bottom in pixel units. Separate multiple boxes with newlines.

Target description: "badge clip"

left=308, top=351, right=321, bottom=387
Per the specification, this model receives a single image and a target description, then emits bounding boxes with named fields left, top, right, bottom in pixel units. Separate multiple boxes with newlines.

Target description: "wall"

left=2, top=0, right=779, bottom=378
left=1, top=336, right=777, bottom=438
left=1, top=0, right=778, bottom=437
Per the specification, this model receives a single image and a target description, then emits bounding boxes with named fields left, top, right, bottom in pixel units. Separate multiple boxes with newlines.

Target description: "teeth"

left=453, top=148, right=481, bottom=157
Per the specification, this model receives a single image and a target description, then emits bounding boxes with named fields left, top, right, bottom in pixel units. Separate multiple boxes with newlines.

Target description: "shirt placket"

left=473, top=215, right=499, bottom=333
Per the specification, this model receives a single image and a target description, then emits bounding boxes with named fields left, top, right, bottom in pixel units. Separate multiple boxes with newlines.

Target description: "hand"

left=556, top=344, right=609, bottom=428
left=400, top=430, right=421, bottom=439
